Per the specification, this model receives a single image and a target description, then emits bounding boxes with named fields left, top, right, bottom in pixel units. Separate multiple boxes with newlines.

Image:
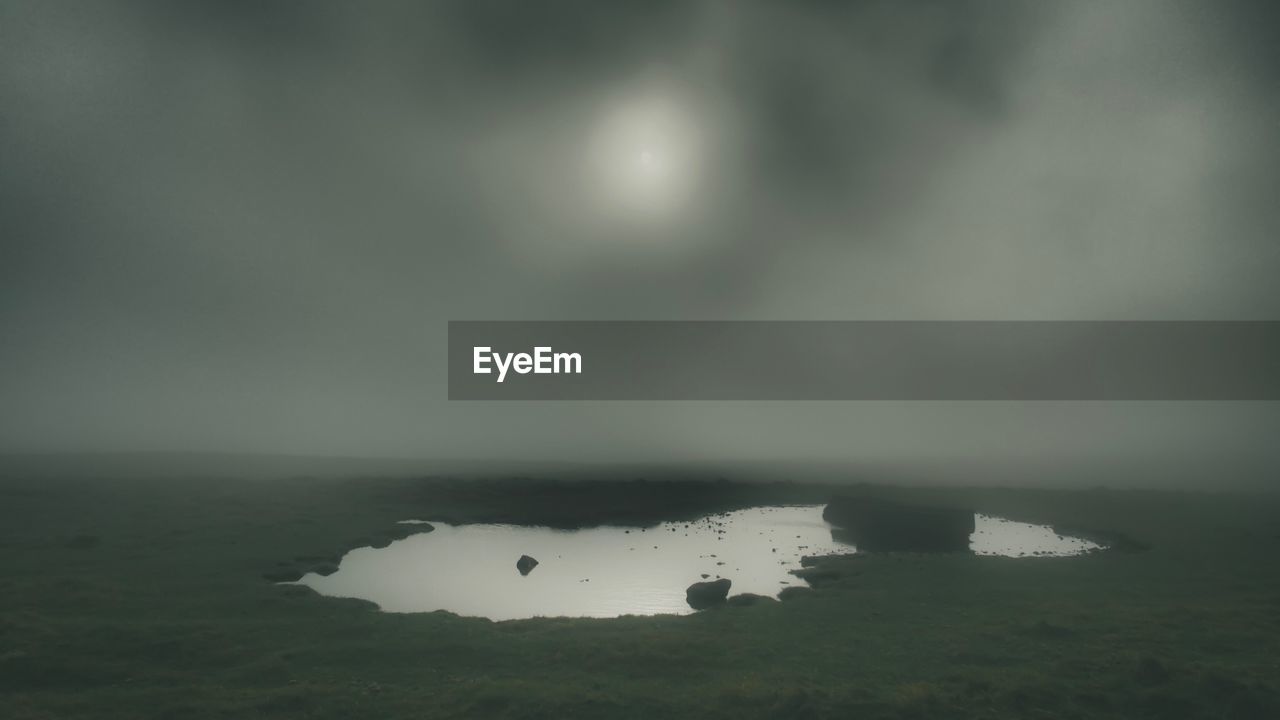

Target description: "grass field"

left=2, top=475, right=1278, bottom=719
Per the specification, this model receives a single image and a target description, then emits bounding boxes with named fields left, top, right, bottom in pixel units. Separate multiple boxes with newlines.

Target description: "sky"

left=2, top=1, right=1279, bottom=485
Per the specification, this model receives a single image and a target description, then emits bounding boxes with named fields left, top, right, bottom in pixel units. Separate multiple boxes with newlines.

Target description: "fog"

left=2, top=1, right=1278, bottom=486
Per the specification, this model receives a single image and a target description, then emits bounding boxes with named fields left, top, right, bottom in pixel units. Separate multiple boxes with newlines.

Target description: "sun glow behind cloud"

left=584, top=87, right=706, bottom=225
left=467, top=75, right=735, bottom=268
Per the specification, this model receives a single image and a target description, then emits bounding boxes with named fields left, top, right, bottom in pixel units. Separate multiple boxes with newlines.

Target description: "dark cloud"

left=1, top=0, right=1277, bottom=482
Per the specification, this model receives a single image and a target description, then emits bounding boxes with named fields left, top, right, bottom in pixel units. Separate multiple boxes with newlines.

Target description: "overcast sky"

left=2, top=1, right=1278, bottom=484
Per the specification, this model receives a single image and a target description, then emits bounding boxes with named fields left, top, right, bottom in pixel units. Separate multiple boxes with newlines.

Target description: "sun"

left=585, top=88, right=704, bottom=224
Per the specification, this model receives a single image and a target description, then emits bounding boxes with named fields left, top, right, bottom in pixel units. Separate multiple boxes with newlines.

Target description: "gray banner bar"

left=448, top=321, right=1280, bottom=400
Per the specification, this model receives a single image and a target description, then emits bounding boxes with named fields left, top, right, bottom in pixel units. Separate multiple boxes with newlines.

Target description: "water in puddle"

left=297, top=505, right=1101, bottom=620
left=971, top=515, right=1101, bottom=557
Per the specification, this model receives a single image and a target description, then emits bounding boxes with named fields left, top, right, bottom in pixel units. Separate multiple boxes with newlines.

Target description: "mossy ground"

left=1, top=476, right=1278, bottom=719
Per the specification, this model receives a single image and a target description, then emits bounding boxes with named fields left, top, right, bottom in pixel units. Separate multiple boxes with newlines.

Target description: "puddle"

left=297, top=505, right=1101, bottom=620
left=971, top=515, right=1102, bottom=557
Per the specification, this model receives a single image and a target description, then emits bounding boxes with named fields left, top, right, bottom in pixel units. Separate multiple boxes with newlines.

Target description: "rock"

left=516, top=555, right=539, bottom=576
left=824, top=496, right=975, bottom=552
left=788, top=567, right=840, bottom=586
left=685, top=578, right=732, bottom=609
left=727, top=593, right=777, bottom=607
left=778, top=586, right=813, bottom=601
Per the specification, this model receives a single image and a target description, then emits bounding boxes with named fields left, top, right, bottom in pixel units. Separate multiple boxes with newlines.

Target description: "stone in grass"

left=516, top=555, right=539, bottom=576
left=726, top=593, right=777, bottom=607
left=686, top=578, right=732, bottom=609
left=778, top=586, right=813, bottom=601
left=788, top=567, right=841, bottom=586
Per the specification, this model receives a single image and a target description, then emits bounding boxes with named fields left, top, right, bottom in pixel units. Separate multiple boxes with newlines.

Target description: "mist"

left=2, top=0, right=1278, bottom=485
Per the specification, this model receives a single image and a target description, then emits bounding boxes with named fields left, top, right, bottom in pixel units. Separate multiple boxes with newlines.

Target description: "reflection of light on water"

left=300, top=506, right=1102, bottom=620
left=303, top=505, right=849, bottom=620
left=970, top=514, right=1103, bottom=557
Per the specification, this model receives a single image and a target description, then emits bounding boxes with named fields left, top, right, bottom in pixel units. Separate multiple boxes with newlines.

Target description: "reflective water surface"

left=298, top=505, right=1101, bottom=620
left=971, top=515, right=1102, bottom=557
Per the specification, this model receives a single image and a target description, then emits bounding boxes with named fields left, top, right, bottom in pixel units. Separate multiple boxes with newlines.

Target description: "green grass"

left=1, top=476, right=1278, bottom=719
